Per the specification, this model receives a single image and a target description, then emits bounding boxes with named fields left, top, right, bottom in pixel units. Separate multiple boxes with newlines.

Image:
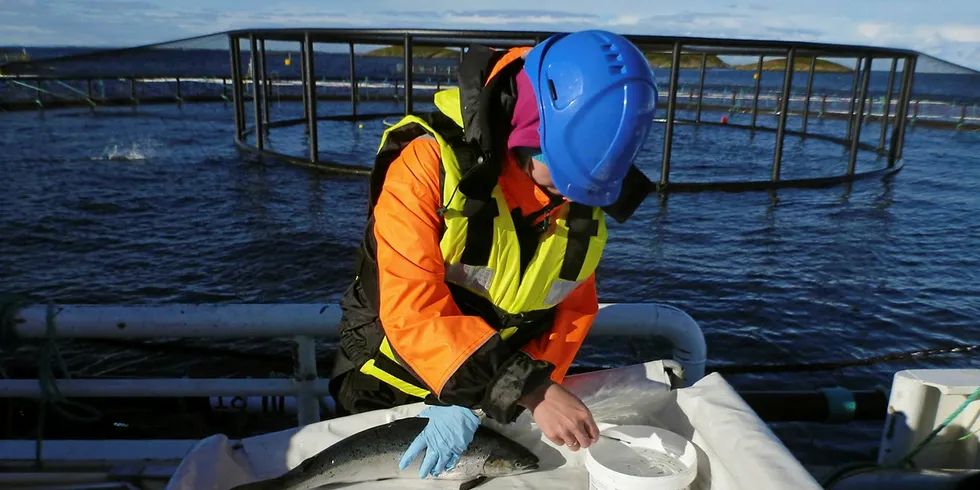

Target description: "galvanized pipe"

left=403, top=33, right=413, bottom=114
left=229, top=36, right=245, bottom=141
left=11, top=303, right=693, bottom=340
left=292, top=335, right=321, bottom=425
left=894, top=55, right=917, bottom=161
left=299, top=41, right=308, bottom=130
left=887, top=58, right=913, bottom=166
left=772, top=48, right=796, bottom=182
left=249, top=34, right=264, bottom=150
left=801, top=56, right=816, bottom=134
left=9, top=302, right=707, bottom=387
left=349, top=41, right=357, bottom=116
left=848, top=55, right=873, bottom=175
left=303, top=33, right=318, bottom=162
left=259, top=39, right=270, bottom=126
left=695, top=53, right=707, bottom=123
left=230, top=44, right=239, bottom=134
left=660, top=42, right=683, bottom=187
left=879, top=57, right=898, bottom=151
left=751, top=55, right=763, bottom=128
left=845, top=57, right=862, bottom=141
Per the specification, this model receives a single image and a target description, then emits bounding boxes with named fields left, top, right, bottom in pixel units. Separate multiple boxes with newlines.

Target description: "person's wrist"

left=518, top=379, right=553, bottom=411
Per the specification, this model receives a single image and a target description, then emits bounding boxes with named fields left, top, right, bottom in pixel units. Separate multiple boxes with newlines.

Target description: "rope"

left=711, top=343, right=980, bottom=375
left=4, top=79, right=97, bottom=107
left=822, top=385, right=980, bottom=488
left=34, top=302, right=103, bottom=466
left=6, top=79, right=61, bottom=97
left=895, top=385, right=980, bottom=468
left=0, top=296, right=102, bottom=467
left=819, top=461, right=881, bottom=488
left=52, top=80, right=96, bottom=106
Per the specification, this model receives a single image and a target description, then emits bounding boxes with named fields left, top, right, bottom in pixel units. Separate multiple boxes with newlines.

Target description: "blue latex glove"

left=398, top=405, right=481, bottom=478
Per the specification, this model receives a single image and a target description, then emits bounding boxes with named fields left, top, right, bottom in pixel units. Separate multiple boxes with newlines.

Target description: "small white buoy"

left=585, top=425, right=697, bottom=490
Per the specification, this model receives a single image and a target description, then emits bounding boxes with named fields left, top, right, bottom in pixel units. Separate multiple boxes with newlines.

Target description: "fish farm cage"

left=1, top=28, right=979, bottom=194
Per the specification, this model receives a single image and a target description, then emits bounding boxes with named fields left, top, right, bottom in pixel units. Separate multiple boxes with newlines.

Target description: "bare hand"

left=519, top=381, right=599, bottom=451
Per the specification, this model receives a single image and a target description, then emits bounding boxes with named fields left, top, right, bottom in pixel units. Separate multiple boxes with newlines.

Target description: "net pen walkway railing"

left=223, top=28, right=927, bottom=192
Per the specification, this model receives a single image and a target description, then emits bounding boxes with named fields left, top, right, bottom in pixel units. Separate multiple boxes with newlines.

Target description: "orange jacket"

left=335, top=47, right=602, bottom=423
left=373, top=135, right=600, bottom=396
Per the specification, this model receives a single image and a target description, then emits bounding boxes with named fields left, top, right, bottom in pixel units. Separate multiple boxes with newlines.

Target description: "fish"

left=229, top=416, right=540, bottom=490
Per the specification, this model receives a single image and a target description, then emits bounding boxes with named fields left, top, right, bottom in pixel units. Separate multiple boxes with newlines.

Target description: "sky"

left=1, top=0, right=979, bottom=70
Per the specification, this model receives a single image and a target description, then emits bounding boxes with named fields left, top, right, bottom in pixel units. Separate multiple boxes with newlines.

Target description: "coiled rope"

left=0, top=295, right=102, bottom=467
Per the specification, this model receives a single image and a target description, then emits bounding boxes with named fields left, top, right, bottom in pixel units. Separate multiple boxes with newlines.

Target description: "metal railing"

left=1, top=302, right=706, bottom=427
left=223, top=28, right=928, bottom=192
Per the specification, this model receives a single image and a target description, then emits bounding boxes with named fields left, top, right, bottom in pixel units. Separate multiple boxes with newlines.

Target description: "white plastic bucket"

left=584, top=425, right=698, bottom=490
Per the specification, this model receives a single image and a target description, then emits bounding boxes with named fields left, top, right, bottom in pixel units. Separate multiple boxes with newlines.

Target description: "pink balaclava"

left=506, top=68, right=541, bottom=151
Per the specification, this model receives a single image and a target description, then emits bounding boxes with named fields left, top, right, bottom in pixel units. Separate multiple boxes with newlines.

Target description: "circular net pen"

left=221, top=28, right=930, bottom=193
left=3, top=28, right=978, bottom=194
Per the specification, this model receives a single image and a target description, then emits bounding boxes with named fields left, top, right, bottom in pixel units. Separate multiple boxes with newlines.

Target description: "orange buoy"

left=720, top=116, right=729, bottom=124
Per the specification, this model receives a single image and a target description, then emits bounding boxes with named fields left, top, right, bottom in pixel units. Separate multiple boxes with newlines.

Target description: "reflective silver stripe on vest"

left=445, top=262, right=494, bottom=294
left=544, top=279, right=582, bottom=306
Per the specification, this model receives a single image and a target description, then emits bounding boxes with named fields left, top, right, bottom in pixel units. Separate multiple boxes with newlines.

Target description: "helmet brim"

left=549, top=161, right=623, bottom=207
left=530, top=150, right=622, bottom=207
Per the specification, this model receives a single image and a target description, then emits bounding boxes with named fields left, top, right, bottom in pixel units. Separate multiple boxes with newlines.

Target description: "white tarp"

left=163, top=361, right=821, bottom=490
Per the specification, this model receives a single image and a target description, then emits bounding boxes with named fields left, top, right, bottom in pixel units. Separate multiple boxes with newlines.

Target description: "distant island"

left=363, top=45, right=728, bottom=68
left=363, top=46, right=853, bottom=73
left=732, top=56, right=853, bottom=73
left=644, top=52, right=728, bottom=69
left=364, top=46, right=459, bottom=59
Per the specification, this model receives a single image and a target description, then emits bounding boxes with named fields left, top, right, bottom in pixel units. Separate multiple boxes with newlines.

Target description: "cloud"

left=442, top=11, right=600, bottom=25
left=0, top=2, right=977, bottom=70
left=934, top=25, right=980, bottom=43
left=0, top=25, right=55, bottom=35
left=857, top=23, right=886, bottom=39
left=445, top=9, right=601, bottom=20
left=855, top=22, right=980, bottom=70
left=607, top=15, right=642, bottom=27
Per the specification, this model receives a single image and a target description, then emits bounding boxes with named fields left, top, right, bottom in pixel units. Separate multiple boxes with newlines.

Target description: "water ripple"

left=2, top=100, right=979, bottom=461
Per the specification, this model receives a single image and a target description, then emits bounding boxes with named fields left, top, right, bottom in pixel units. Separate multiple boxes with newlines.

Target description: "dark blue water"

left=2, top=49, right=980, bottom=466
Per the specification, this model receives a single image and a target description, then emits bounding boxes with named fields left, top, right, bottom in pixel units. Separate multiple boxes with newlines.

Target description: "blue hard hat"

left=523, top=30, right=658, bottom=207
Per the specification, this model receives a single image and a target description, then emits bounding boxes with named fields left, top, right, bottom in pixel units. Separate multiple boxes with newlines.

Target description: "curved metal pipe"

left=11, top=302, right=706, bottom=384
left=593, top=303, right=707, bottom=386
